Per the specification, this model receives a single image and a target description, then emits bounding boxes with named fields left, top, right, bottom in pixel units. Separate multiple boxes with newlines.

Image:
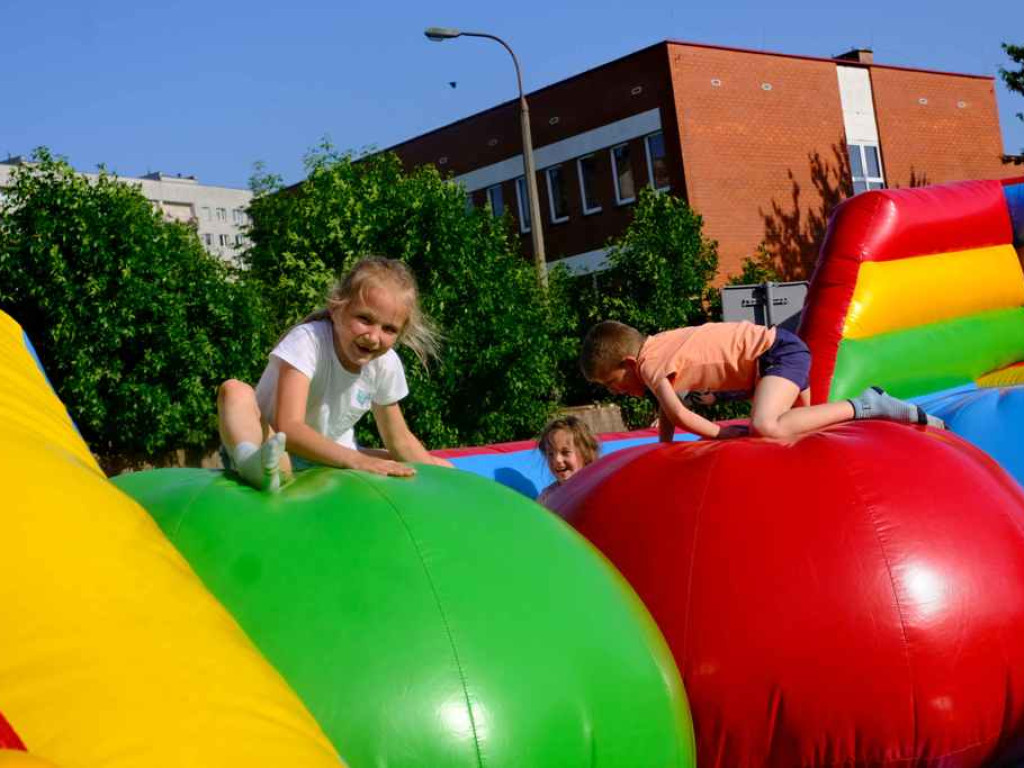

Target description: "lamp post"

left=425, top=26, right=548, bottom=290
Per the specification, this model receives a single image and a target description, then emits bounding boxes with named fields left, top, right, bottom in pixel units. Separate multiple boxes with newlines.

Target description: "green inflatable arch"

left=113, top=465, right=695, bottom=767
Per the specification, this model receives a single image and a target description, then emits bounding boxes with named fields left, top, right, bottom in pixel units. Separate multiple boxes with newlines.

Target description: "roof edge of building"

left=372, top=37, right=994, bottom=162
left=665, top=38, right=995, bottom=81
left=378, top=40, right=670, bottom=157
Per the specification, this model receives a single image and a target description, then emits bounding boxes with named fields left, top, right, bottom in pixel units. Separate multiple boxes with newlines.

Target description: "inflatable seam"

left=847, top=447, right=919, bottom=755
left=354, top=475, right=487, bottom=768
left=679, top=449, right=719, bottom=678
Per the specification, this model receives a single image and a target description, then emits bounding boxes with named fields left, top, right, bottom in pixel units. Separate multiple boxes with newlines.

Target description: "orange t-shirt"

left=637, top=322, right=777, bottom=394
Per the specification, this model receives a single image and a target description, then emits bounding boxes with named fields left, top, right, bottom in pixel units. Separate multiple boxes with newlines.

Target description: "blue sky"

left=2, top=0, right=1021, bottom=189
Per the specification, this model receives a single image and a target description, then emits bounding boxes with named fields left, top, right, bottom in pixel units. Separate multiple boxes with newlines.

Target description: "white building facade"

left=0, top=157, right=253, bottom=264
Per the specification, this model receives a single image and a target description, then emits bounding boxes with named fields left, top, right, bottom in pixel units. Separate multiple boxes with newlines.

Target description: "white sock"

left=848, top=386, right=945, bottom=429
left=233, top=434, right=287, bottom=492
left=261, top=433, right=287, bottom=492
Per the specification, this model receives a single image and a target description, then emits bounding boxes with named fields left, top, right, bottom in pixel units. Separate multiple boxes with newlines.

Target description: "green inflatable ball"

left=113, top=465, right=695, bottom=767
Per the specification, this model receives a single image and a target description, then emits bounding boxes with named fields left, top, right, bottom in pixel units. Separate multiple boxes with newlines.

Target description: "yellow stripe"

left=0, top=311, right=343, bottom=768
left=0, top=313, right=100, bottom=474
left=977, top=364, right=1024, bottom=388
left=842, top=245, right=1024, bottom=340
left=0, top=751, right=60, bottom=768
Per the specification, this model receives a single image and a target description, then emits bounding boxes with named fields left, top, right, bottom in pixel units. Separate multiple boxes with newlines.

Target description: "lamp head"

left=425, top=26, right=461, bottom=42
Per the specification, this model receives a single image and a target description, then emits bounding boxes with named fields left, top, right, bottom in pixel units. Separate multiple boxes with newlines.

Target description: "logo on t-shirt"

left=354, top=388, right=371, bottom=407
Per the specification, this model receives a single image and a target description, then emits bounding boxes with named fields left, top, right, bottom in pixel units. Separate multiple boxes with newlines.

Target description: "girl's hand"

left=355, top=455, right=416, bottom=477
left=429, top=456, right=456, bottom=468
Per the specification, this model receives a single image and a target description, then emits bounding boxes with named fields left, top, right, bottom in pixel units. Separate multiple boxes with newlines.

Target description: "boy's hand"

left=682, top=390, right=716, bottom=408
left=715, top=423, right=750, bottom=440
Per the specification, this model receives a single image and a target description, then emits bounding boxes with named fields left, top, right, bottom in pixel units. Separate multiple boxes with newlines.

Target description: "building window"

left=486, top=184, right=504, bottom=217
left=546, top=165, right=570, bottom=224
left=216, top=207, right=227, bottom=221
left=848, top=143, right=885, bottom=194
left=577, top=154, right=602, bottom=215
left=232, top=209, right=247, bottom=225
left=515, top=176, right=532, bottom=233
left=611, top=143, right=635, bottom=205
left=235, top=234, right=245, bottom=246
left=201, top=206, right=211, bottom=221
left=645, top=132, right=670, bottom=191
left=203, top=233, right=213, bottom=247
left=218, top=234, right=231, bottom=247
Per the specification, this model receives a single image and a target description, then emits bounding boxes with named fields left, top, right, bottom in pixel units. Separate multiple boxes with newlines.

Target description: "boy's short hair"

left=580, top=321, right=645, bottom=380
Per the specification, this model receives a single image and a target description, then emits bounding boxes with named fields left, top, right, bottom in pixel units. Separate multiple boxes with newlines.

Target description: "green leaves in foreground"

left=0, top=149, right=268, bottom=469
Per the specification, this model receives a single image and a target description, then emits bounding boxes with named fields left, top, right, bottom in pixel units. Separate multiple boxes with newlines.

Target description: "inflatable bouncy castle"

left=0, top=311, right=342, bottom=767
left=0, top=311, right=694, bottom=766
left=540, top=176, right=1024, bottom=767
left=4, top=174, right=1024, bottom=768
left=799, top=176, right=1024, bottom=485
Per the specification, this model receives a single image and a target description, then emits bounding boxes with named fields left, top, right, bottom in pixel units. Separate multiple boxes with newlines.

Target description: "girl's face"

left=545, top=428, right=584, bottom=485
left=330, top=282, right=409, bottom=373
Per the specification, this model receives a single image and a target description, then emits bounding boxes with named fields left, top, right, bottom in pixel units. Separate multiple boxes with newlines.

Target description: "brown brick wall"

left=389, top=44, right=681, bottom=262
left=669, top=44, right=850, bottom=280
left=388, top=41, right=1014, bottom=283
left=870, top=68, right=1016, bottom=188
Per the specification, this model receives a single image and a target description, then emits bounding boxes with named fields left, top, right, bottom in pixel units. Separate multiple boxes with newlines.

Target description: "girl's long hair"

left=295, top=257, right=440, bottom=367
left=538, top=415, right=600, bottom=467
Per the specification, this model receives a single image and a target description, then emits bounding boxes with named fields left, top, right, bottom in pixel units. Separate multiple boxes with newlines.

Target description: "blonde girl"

left=218, top=257, right=452, bottom=491
left=536, top=415, right=600, bottom=507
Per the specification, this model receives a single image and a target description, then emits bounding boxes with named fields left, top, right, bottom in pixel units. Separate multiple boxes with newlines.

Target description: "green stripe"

left=830, top=307, right=1024, bottom=401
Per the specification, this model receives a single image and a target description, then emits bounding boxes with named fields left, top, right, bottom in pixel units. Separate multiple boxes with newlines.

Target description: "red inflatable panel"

left=799, top=179, right=1017, bottom=404
left=0, top=711, right=25, bottom=751
left=550, top=422, right=1024, bottom=767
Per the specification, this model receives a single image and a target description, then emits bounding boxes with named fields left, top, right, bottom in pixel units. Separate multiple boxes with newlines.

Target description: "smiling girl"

left=535, top=415, right=600, bottom=507
left=217, top=257, right=452, bottom=492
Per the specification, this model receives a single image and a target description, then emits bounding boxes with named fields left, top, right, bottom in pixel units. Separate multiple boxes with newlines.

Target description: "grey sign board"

left=720, top=281, right=809, bottom=331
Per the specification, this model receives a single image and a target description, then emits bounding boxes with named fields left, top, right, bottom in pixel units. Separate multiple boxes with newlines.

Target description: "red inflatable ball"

left=548, top=421, right=1024, bottom=767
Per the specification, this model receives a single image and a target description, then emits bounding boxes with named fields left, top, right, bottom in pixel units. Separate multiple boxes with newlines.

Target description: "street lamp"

left=425, top=26, right=548, bottom=289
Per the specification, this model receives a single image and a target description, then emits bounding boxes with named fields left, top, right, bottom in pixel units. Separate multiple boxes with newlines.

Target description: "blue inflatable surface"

left=912, top=384, right=1024, bottom=487
left=452, top=385, right=1024, bottom=500
left=449, top=432, right=699, bottom=499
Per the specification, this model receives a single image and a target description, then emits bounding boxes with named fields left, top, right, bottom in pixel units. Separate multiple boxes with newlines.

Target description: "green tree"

left=704, top=242, right=782, bottom=328
left=558, top=187, right=719, bottom=427
left=1001, top=42, right=1024, bottom=164
left=244, top=144, right=566, bottom=448
left=0, top=149, right=268, bottom=471
left=732, top=243, right=782, bottom=285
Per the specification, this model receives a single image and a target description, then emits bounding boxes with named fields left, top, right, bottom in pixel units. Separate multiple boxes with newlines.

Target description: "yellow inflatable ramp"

left=0, top=311, right=343, bottom=768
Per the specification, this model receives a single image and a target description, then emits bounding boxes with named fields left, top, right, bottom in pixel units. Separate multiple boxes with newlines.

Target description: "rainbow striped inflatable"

left=799, top=176, right=1024, bottom=484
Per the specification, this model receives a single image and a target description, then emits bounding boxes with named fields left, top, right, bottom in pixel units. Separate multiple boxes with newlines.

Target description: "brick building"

left=387, top=40, right=1016, bottom=281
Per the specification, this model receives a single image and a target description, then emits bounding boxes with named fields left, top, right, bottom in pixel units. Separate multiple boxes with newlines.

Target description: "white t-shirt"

left=255, top=320, right=409, bottom=449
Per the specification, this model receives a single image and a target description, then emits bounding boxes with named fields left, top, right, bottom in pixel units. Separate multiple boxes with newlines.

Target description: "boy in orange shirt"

left=580, top=320, right=944, bottom=441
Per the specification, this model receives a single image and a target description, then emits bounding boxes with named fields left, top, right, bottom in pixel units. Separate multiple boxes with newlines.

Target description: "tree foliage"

left=0, top=144, right=727, bottom=465
left=244, top=144, right=567, bottom=448
left=0, top=149, right=268, bottom=470
left=731, top=243, right=783, bottom=286
left=1001, top=42, right=1024, bottom=163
